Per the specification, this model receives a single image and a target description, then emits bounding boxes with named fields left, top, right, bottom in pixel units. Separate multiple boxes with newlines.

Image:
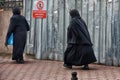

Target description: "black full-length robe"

left=64, top=16, right=97, bottom=66
left=5, top=15, right=30, bottom=60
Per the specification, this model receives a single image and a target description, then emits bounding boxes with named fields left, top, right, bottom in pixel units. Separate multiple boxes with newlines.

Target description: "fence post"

left=71, top=72, right=78, bottom=80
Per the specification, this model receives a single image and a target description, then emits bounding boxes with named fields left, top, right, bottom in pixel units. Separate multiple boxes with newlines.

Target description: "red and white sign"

left=33, top=10, right=46, bottom=18
left=33, top=0, right=47, bottom=18
left=36, top=1, right=44, bottom=10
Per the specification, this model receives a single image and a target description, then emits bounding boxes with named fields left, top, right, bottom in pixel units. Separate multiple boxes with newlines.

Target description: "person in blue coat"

left=63, top=9, right=97, bottom=69
left=5, top=7, right=30, bottom=64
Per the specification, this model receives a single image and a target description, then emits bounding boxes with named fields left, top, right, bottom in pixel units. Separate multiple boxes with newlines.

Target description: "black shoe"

left=82, top=64, right=89, bottom=70
left=16, top=59, right=24, bottom=64
left=12, top=58, right=16, bottom=60
left=16, top=59, right=19, bottom=63
left=63, top=64, right=72, bottom=69
left=19, top=59, right=24, bottom=64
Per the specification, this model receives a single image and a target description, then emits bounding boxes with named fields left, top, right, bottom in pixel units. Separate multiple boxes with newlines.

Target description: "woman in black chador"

left=64, top=9, right=97, bottom=69
left=5, top=7, right=30, bottom=64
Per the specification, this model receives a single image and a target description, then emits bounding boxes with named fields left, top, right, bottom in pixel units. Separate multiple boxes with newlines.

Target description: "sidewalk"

left=0, top=53, right=120, bottom=80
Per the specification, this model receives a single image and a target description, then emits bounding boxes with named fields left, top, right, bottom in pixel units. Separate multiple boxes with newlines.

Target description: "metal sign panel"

left=32, top=0, right=47, bottom=18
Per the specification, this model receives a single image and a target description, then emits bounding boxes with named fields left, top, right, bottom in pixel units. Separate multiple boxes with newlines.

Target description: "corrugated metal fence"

left=24, top=0, right=120, bottom=66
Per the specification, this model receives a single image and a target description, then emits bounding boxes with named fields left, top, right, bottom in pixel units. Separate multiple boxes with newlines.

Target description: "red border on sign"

left=33, top=10, right=46, bottom=18
left=36, top=1, right=44, bottom=10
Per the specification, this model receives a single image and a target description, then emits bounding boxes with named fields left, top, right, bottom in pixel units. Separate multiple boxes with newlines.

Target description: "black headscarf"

left=12, top=7, right=21, bottom=15
left=69, top=9, right=80, bottom=18
left=69, top=9, right=92, bottom=45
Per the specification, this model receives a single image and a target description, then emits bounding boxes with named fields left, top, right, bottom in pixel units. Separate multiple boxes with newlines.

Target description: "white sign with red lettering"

left=33, top=0, right=47, bottom=18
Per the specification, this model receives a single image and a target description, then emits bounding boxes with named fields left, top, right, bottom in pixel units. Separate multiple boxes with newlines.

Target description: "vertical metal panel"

left=64, top=0, right=69, bottom=50
left=29, top=0, right=35, bottom=54
left=112, top=0, right=117, bottom=66
left=115, top=1, right=119, bottom=66
left=99, top=0, right=106, bottom=64
left=111, top=0, right=115, bottom=66
left=48, top=0, right=57, bottom=60
left=81, top=0, right=88, bottom=22
left=112, top=0, right=119, bottom=66
left=53, top=0, right=61, bottom=60
left=57, top=0, right=65, bottom=60
left=35, top=19, right=42, bottom=59
left=58, top=0, right=64, bottom=53
left=24, top=0, right=120, bottom=66
left=92, top=0, right=100, bottom=63
left=88, top=0, right=94, bottom=42
left=47, top=0, right=53, bottom=52
left=106, top=0, right=112, bottom=65
left=98, top=0, right=102, bottom=64
left=41, top=0, right=48, bottom=59
left=118, top=0, right=120, bottom=65
left=24, top=0, right=31, bottom=54
left=105, top=0, right=109, bottom=65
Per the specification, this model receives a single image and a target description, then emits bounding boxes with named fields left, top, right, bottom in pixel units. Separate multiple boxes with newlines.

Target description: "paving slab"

left=0, top=54, right=120, bottom=80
